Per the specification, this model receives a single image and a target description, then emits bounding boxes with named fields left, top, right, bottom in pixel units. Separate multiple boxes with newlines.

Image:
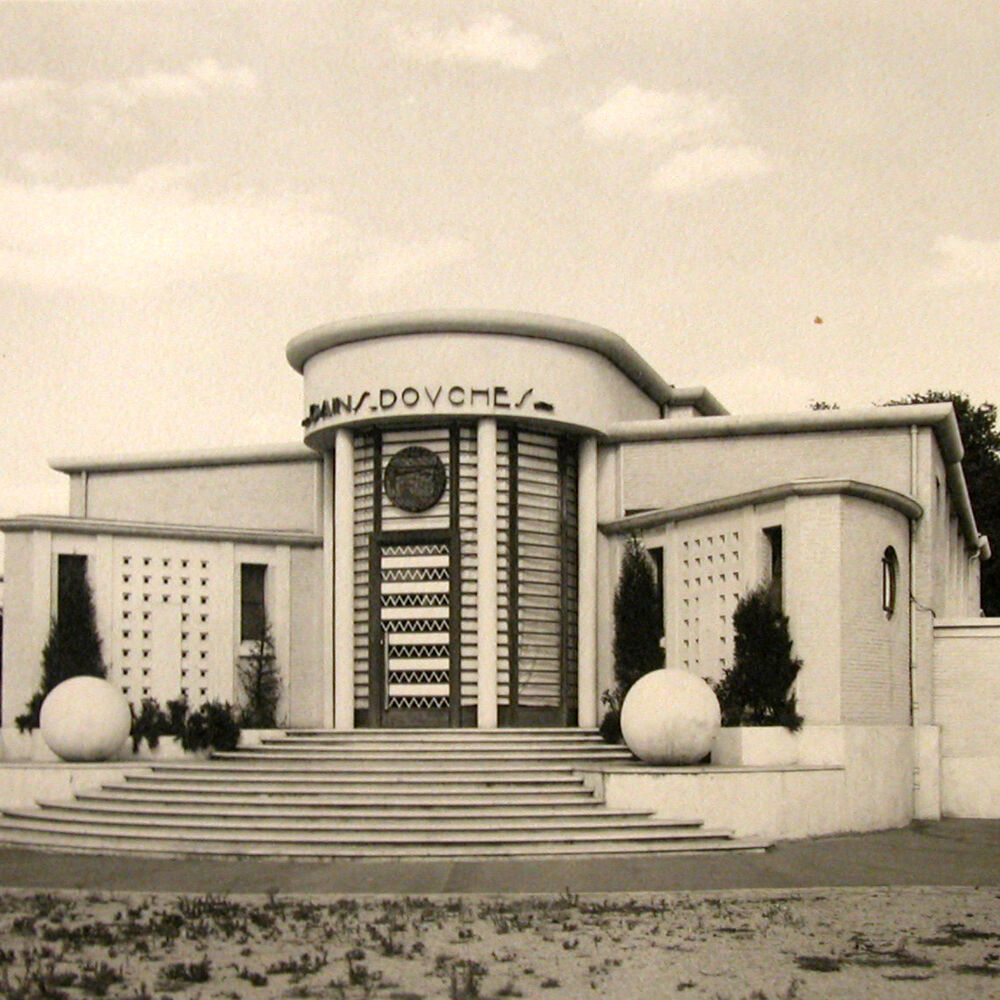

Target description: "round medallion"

left=384, top=446, right=447, bottom=513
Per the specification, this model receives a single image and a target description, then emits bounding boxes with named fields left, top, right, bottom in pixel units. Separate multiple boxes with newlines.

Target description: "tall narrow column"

left=333, top=428, right=355, bottom=729
left=476, top=418, right=498, bottom=728
left=577, top=437, right=598, bottom=727
left=321, top=452, right=335, bottom=727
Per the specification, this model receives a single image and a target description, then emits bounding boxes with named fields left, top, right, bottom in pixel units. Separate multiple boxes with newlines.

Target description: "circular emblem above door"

left=384, top=446, right=447, bottom=513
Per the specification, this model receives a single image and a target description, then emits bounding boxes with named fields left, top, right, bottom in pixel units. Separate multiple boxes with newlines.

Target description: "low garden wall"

left=933, top=618, right=1000, bottom=818
left=585, top=724, right=916, bottom=840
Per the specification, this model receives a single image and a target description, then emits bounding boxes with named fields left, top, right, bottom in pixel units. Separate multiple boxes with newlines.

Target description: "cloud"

left=395, top=13, right=552, bottom=70
left=351, top=237, right=473, bottom=296
left=0, top=58, right=257, bottom=117
left=10, top=148, right=78, bottom=181
left=0, top=165, right=470, bottom=296
left=0, top=76, right=61, bottom=107
left=650, top=144, right=771, bottom=194
left=582, top=84, right=730, bottom=143
left=931, top=234, right=1000, bottom=285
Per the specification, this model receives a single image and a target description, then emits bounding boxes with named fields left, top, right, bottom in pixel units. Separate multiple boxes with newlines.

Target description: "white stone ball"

left=40, top=676, right=132, bottom=762
left=620, top=668, right=721, bottom=765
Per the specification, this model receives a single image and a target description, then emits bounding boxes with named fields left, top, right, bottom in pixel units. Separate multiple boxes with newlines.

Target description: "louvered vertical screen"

left=352, top=430, right=375, bottom=711
left=515, top=430, right=576, bottom=712
left=560, top=438, right=580, bottom=720
left=496, top=427, right=511, bottom=708
left=458, top=425, right=479, bottom=707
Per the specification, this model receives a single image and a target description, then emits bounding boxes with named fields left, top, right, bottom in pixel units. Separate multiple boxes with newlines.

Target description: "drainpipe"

left=908, top=425, right=917, bottom=726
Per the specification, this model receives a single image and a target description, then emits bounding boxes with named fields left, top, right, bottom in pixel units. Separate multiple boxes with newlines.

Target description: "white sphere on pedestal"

left=40, top=676, right=132, bottom=762
left=620, top=667, right=721, bottom=764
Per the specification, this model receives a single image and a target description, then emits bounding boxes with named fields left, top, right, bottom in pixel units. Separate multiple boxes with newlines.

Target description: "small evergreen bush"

left=237, top=621, right=281, bottom=728
left=130, top=696, right=240, bottom=754
left=180, top=700, right=241, bottom=753
left=600, top=536, right=664, bottom=742
left=130, top=697, right=171, bottom=752
left=16, top=562, right=106, bottom=731
left=714, top=584, right=803, bottom=731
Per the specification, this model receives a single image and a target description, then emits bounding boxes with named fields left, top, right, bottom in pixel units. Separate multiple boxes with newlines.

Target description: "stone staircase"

left=0, top=730, right=768, bottom=858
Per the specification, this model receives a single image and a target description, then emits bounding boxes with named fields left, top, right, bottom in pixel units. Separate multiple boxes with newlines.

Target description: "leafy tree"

left=601, top=536, right=664, bottom=742
left=808, top=391, right=999, bottom=614
left=237, top=620, right=281, bottom=728
left=714, top=584, right=803, bottom=730
left=883, top=391, right=1000, bottom=615
left=16, top=561, right=107, bottom=730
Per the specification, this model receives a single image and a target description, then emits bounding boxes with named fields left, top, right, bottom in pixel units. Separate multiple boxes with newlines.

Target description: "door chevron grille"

left=381, top=592, right=449, bottom=608
left=380, top=539, right=453, bottom=713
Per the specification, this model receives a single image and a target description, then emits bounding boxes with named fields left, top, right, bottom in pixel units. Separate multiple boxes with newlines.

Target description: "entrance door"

left=369, top=529, right=460, bottom=727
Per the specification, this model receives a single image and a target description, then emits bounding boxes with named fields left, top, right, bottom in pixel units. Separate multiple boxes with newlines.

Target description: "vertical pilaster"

left=577, top=437, right=598, bottom=727
left=476, top=418, right=498, bottom=728
left=333, top=432, right=355, bottom=729
left=321, top=451, right=335, bottom=728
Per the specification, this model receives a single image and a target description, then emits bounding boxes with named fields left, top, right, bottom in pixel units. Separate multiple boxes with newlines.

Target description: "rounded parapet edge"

left=285, top=310, right=676, bottom=406
left=599, top=478, right=923, bottom=536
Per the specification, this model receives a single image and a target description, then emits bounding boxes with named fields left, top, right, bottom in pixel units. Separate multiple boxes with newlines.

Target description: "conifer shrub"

left=600, top=535, right=664, bottom=742
left=714, top=584, right=804, bottom=731
left=237, top=620, right=281, bottom=728
left=16, top=561, right=107, bottom=731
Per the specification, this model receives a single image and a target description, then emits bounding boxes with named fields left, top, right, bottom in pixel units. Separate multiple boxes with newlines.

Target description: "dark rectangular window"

left=763, top=526, right=783, bottom=610
left=57, top=554, right=87, bottom=620
left=647, top=545, right=665, bottom=639
left=240, top=563, right=267, bottom=642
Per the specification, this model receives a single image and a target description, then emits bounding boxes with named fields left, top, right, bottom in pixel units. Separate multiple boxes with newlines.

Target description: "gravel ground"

left=0, top=885, right=997, bottom=999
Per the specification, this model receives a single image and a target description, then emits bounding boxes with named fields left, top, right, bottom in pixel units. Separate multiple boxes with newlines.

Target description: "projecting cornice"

left=0, top=515, right=322, bottom=548
left=49, top=443, right=318, bottom=474
left=600, top=478, right=924, bottom=535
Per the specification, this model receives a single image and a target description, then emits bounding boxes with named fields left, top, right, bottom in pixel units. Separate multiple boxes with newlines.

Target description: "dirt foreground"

left=0, top=885, right=997, bottom=999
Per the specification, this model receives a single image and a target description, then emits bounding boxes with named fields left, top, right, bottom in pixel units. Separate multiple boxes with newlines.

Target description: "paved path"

left=0, top=819, right=995, bottom=895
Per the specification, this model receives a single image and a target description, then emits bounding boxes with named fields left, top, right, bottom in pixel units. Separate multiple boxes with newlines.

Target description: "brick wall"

left=838, top=498, right=910, bottom=724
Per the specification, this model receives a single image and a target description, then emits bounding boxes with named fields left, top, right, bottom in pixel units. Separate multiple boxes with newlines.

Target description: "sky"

left=2, top=0, right=999, bottom=557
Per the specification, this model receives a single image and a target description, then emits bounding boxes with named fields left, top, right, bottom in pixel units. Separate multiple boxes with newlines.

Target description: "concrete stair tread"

left=0, top=810, right=734, bottom=844
left=124, top=772, right=583, bottom=790
left=84, top=788, right=599, bottom=806
left=156, top=760, right=597, bottom=774
left=39, top=798, right=694, bottom=822
left=22, top=806, right=693, bottom=833
left=0, top=826, right=769, bottom=857
left=250, top=732, right=616, bottom=742
left=217, top=749, right=634, bottom=762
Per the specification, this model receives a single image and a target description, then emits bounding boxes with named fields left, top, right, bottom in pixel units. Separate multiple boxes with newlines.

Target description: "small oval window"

left=882, top=546, right=899, bottom=617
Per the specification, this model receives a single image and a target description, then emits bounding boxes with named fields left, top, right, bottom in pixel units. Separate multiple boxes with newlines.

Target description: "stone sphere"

left=620, top=668, right=721, bottom=765
left=40, top=677, right=132, bottom=762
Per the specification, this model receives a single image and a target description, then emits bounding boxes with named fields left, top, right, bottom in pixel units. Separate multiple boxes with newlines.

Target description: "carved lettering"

left=515, top=388, right=533, bottom=408
left=379, top=388, right=397, bottom=409
left=352, top=391, right=370, bottom=413
left=448, top=385, right=465, bottom=405
left=493, top=386, right=509, bottom=408
left=470, top=387, right=490, bottom=406
left=401, top=386, right=419, bottom=407
left=424, top=385, right=442, bottom=406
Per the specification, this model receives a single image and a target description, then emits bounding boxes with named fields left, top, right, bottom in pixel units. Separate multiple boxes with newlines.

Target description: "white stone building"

left=2, top=311, right=997, bottom=827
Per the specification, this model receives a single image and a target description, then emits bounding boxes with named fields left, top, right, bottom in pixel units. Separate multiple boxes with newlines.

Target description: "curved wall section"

left=297, top=331, right=662, bottom=449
